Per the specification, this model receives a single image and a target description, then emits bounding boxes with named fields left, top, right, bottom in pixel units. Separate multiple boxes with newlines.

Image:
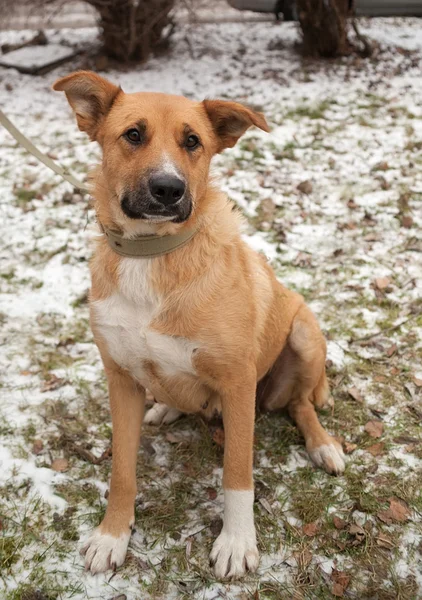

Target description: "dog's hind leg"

left=260, top=304, right=344, bottom=475
left=287, top=305, right=344, bottom=475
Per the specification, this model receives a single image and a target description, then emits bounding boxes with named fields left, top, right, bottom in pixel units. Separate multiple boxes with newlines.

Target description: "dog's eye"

left=125, top=128, right=142, bottom=144
left=185, top=134, right=200, bottom=150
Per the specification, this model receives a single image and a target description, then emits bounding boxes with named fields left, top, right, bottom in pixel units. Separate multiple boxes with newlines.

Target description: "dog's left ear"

left=53, top=70, right=121, bottom=141
left=203, top=99, right=269, bottom=152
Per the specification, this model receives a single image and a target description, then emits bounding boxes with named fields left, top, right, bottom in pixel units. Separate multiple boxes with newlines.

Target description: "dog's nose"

left=149, top=174, right=185, bottom=206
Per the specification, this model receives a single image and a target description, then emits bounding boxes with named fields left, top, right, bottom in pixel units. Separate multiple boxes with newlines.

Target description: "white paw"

left=210, top=528, right=259, bottom=579
left=144, top=402, right=182, bottom=425
left=80, top=528, right=130, bottom=574
left=309, top=442, right=345, bottom=475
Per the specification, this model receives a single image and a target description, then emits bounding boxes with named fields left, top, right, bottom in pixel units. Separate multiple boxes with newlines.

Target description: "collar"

left=101, top=224, right=197, bottom=258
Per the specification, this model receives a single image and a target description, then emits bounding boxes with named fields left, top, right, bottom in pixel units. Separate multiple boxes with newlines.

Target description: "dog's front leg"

left=210, top=375, right=259, bottom=579
left=82, top=366, right=144, bottom=574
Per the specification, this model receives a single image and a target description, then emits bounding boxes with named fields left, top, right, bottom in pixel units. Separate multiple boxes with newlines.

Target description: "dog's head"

left=53, top=71, right=269, bottom=231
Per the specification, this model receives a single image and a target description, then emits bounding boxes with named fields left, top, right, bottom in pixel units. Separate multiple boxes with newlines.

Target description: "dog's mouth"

left=120, top=192, right=192, bottom=224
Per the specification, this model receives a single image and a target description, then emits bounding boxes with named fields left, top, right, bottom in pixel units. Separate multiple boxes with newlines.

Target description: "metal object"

left=227, top=0, right=422, bottom=17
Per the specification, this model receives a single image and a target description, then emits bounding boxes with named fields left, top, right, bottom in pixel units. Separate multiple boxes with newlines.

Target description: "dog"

left=53, top=71, right=345, bottom=580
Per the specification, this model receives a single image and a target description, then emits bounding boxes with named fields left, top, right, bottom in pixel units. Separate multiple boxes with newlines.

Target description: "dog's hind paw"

left=308, top=440, right=345, bottom=476
left=144, top=402, right=183, bottom=425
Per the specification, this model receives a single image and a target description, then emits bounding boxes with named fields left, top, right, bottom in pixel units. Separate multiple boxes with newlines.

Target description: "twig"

left=350, top=311, right=421, bottom=344
left=352, top=19, right=373, bottom=58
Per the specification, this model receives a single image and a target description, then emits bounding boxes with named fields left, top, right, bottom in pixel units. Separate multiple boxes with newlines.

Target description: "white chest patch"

left=92, top=258, right=197, bottom=384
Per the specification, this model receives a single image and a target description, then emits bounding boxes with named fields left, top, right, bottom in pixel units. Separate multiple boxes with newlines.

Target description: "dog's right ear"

left=53, top=71, right=121, bottom=141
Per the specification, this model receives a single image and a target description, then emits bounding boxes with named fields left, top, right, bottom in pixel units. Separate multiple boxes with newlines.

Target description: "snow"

left=0, top=14, right=422, bottom=600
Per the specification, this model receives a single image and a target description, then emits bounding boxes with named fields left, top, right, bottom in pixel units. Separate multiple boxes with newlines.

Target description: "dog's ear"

left=202, top=99, right=269, bottom=152
left=53, top=71, right=121, bottom=141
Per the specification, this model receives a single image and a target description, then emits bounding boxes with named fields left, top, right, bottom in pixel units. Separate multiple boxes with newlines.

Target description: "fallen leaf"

left=41, top=373, right=65, bottom=393
left=206, top=487, right=217, bottom=500
left=209, top=517, right=223, bottom=536
left=333, top=516, right=347, bottom=530
left=332, top=582, right=345, bottom=597
left=348, top=524, right=366, bottom=545
left=259, top=497, right=273, bottom=515
left=348, top=387, right=363, bottom=403
left=50, top=458, right=69, bottom=472
left=258, top=197, right=276, bottom=221
left=372, top=161, right=389, bottom=171
left=386, top=343, right=397, bottom=357
left=389, top=498, right=411, bottom=522
left=364, top=420, right=383, bottom=438
left=374, top=277, right=390, bottom=290
left=376, top=533, right=395, bottom=549
left=302, top=522, right=318, bottom=537
left=331, top=569, right=350, bottom=594
left=32, top=439, right=44, bottom=455
left=212, top=428, right=225, bottom=447
left=297, top=180, right=313, bottom=194
left=377, top=498, right=411, bottom=524
left=367, top=442, right=385, bottom=456
left=349, top=524, right=365, bottom=537
left=166, top=432, right=181, bottom=444
left=413, top=376, right=422, bottom=387
left=343, top=442, right=357, bottom=454
left=401, top=215, right=413, bottom=228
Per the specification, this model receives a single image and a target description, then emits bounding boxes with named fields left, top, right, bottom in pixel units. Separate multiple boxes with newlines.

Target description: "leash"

left=0, top=108, right=89, bottom=191
left=0, top=109, right=198, bottom=258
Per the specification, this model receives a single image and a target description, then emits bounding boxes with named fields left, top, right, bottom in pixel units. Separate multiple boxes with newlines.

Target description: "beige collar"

left=101, top=224, right=197, bottom=258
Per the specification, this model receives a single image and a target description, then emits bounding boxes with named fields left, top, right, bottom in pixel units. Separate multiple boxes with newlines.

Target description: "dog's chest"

left=92, top=259, right=197, bottom=384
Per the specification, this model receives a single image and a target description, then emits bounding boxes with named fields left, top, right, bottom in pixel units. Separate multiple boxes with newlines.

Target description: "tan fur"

left=54, top=71, right=344, bottom=579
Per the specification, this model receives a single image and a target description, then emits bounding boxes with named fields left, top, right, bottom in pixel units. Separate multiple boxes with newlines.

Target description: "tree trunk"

left=88, top=0, right=175, bottom=63
left=296, top=0, right=353, bottom=57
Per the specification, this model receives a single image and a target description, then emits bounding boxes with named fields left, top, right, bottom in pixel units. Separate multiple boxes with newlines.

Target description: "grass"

left=1, top=20, right=422, bottom=600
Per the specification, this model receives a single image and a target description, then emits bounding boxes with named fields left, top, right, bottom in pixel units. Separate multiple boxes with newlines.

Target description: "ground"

left=0, top=17, right=421, bottom=600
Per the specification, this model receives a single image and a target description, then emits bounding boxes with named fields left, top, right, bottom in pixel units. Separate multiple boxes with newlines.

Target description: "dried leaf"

left=374, top=276, right=390, bottom=290
left=302, top=522, right=318, bottom=537
left=331, top=569, right=350, bottom=596
left=386, top=343, right=397, bottom=357
left=165, top=432, right=181, bottom=444
left=259, top=497, right=273, bottom=515
left=41, top=373, right=65, bottom=393
left=333, top=516, right=347, bottom=530
left=372, top=161, right=389, bottom=171
left=367, top=442, right=385, bottom=456
left=376, top=533, right=395, bottom=549
left=377, top=498, right=411, bottom=524
left=206, top=487, right=217, bottom=500
left=209, top=517, right=223, bottom=536
left=388, top=498, right=411, bottom=522
left=297, top=180, right=313, bottom=194
left=50, top=458, right=69, bottom=472
left=364, top=420, right=383, bottom=438
left=413, top=376, right=422, bottom=387
left=212, top=428, right=225, bottom=447
left=32, top=439, right=44, bottom=455
left=348, top=387, right=363, bottom=403
left=401, top=215, right=413, bottom=229
left=343, top=442, right=357, bottom=454
left=349, top=524, right=365, bottom=545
